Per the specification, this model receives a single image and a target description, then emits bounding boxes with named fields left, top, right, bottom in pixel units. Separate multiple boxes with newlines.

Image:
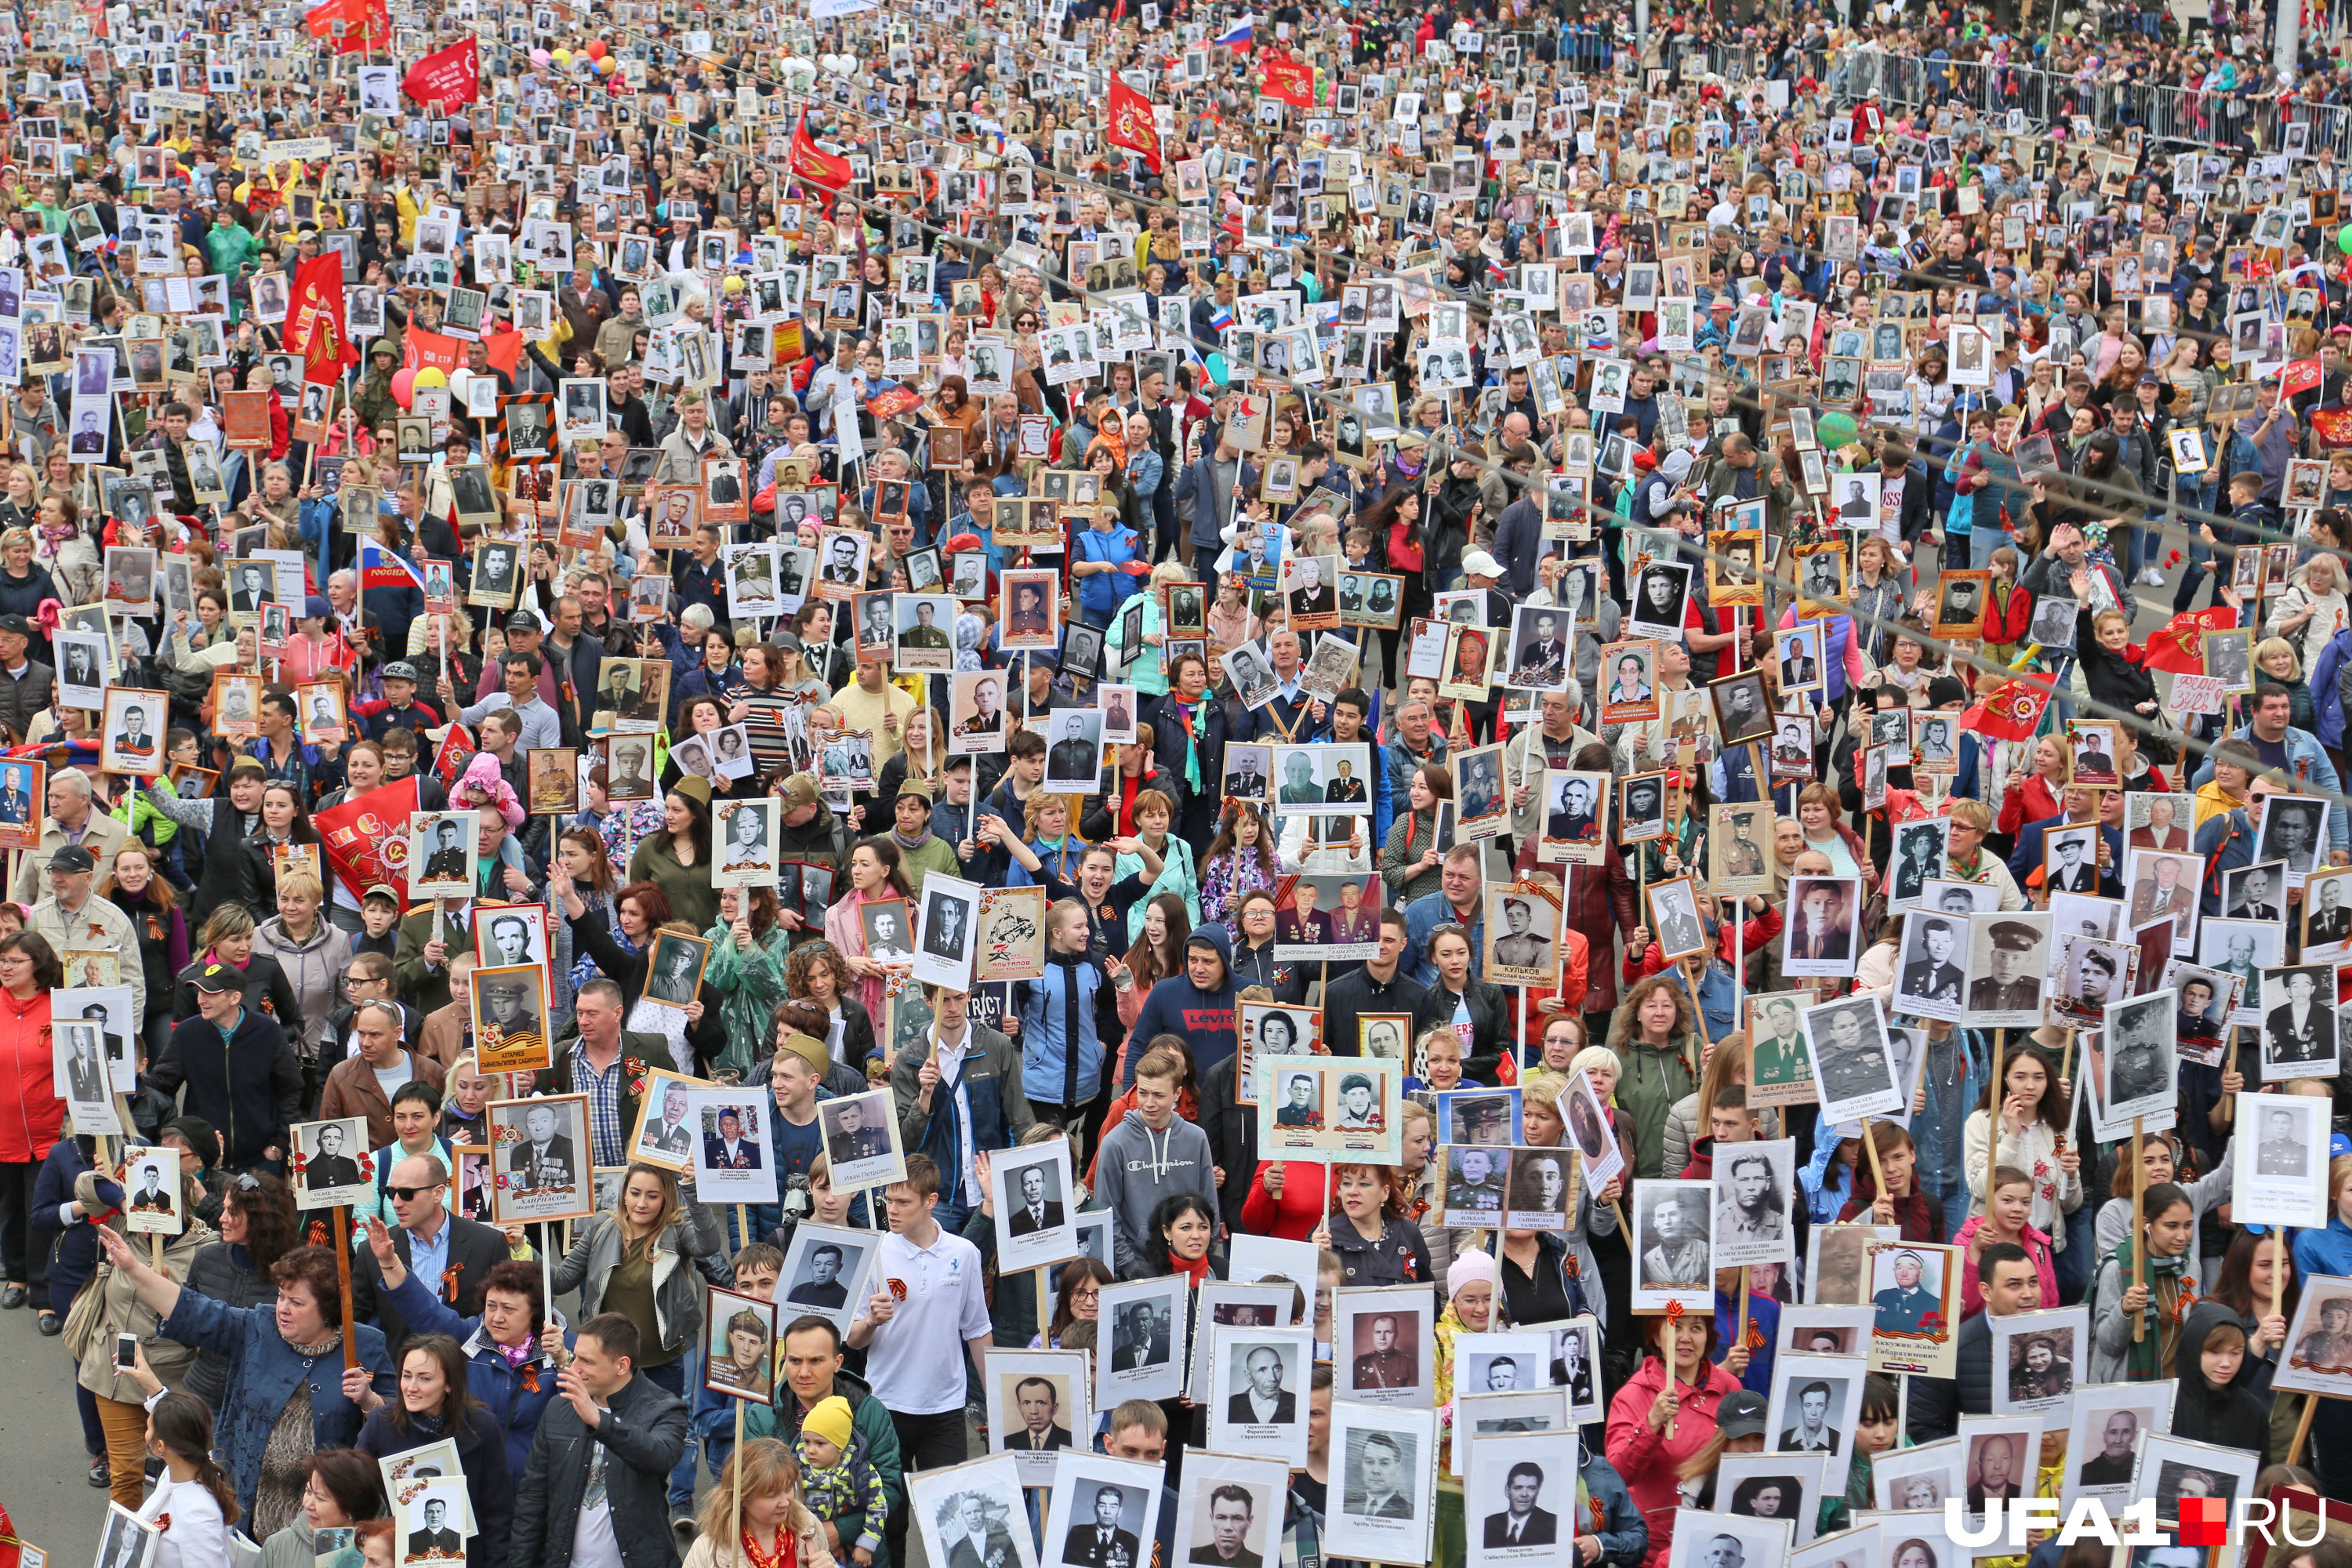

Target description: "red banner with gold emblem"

left=2142, top=606, right=2239, bottom=675
left=1107, top=77, right=1163, bottom=172
left=1960, top=672, right=2058, bottom=742
left=314, top=776, right=420, bottom=912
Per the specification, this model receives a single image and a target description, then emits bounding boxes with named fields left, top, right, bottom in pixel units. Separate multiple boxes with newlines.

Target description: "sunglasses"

left=384, top=1184, right=437, bottom=1202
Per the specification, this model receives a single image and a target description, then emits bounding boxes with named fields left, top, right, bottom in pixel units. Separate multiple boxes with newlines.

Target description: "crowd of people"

left=13, top=0, right=2352, bottom=1566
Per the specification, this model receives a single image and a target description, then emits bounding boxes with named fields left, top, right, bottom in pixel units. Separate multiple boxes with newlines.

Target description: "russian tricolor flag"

left=358, top=538, right=425, bottom=593
left=1214, top=13, right=1253, bottom=46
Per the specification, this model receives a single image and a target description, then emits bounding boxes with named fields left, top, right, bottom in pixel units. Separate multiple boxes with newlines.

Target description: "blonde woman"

left=0, top=464, right=38, bottom=532
left=681, top=1439, right=837, bottom=1568
left=1107, top=560, right=1189, bottom=696
left=547, top=1157, right=722, bottom=1407
left=2266, top=554, right=2349, bottom=676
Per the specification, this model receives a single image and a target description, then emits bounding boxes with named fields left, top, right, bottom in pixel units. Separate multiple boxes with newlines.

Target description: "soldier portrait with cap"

left=1490, top=893, right=1552, bottom=972
left=1970, top=920, right=2045, bottom=1013
left=1873, top=1247, right=1941, bottom=1332
left=2259, top=1105, right=2311, bottom=1176
left=1333, top=1072, right=1381, bottom=1130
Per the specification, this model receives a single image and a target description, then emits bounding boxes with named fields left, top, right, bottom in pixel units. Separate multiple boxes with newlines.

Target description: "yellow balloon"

left=413, top=368, right=448, bottom=390
left=552, top=47, right=573, bottom=65
left=597, top=55, right=617, bottom=74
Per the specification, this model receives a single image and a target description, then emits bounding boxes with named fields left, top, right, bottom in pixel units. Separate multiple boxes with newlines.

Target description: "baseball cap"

left=302, top=596, right=332, bottom=620
left=47, top=846, right=95, bottom=873
left=1461, top=550, right=1504, bottom=579
left=382, top=662, right=420, bottom=683
left=505, top=610, right=541, bottom=633
left=361, top=884, right=401, bottom=906
left=0, top=615, right=32, bottom=639
left=782, top=774, right=820, bottom=808
left=192, top=962, right=249, bottom=996
left=1718, top=1389, right=1769, bottom=1440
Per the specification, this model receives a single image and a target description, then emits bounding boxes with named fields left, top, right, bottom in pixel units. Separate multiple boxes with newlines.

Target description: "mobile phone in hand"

left=115, top=1332, right=137, bottom=1370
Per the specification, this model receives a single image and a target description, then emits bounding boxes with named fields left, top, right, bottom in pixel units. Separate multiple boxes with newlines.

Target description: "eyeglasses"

left=384, top=1185, right=434, bottom=1202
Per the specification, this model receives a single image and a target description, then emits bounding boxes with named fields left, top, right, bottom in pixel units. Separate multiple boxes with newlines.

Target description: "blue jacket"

left=1577, top=1448, right=1650, bottom=1566
left=1015, top=950, right=1108, bottom=1109
left=1073, top=522, right=1144, bottom=624
left=2190, top=721, right=2350, bottom=850
left=158, top=1287, right=396, bottom=1523
left=31, top=1135, right=100, bottom=1313
left=2005, top=812, right=2123, bottom=898
left=1125, top=924, right=1237, bottom=1087
left=1911, top=1029, right=1992, bottom=1241
left=2296, top=1212, right=2352, bottom=1280
left=2315, top=626, right=2352, bottom=750
left=1403, top=888, right=1484, bottom=986
left=380, top=1269, right=574, bottom=1483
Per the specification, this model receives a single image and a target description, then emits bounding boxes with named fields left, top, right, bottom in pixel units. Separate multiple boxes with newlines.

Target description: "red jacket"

left=1996, top=771, right=2066, bottom=837
left=1982, top=579, right=2034, bottom=645
left=1622, top=902, right=1783, bottom=982
left=0, top=989, right=60, bottom=1164
left=1239, top=1160, right=1328, bottom=1241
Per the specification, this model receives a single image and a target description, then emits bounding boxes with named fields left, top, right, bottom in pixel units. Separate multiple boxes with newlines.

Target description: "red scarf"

left=1167, top=1249, right=1212, bottom=1288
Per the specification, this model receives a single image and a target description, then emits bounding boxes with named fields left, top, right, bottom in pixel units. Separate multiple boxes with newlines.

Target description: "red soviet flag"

left=2142, top=606, right=2239, bottom=675
left=287, top=254, right=359, bottom=378
left=314, top=776, right=419, bottom=911
left=1960, top=673, right=2058, bottom=743
left=303, top=0, right=386, bottom=55
left=1106, top=77, right=1162, bottom=172
left=1259, top=55, right=1312, bottom=107
left=402, top=38, right=481, bottom=107
left=791, top=112, right=852, bottom=195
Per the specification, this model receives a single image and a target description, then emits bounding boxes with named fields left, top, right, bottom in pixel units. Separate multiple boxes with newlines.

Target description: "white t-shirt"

left=572, top=1435, right=624, bottom=1568
left=863, top=1227, right=992, bottom=1416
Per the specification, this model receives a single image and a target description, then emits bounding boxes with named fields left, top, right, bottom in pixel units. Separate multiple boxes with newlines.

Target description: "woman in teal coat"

left=701, top=885, right=793, bottom=1078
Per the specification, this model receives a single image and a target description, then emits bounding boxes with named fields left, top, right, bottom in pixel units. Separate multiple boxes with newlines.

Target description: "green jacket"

left=698, top=920, right=789, bottom=1078
left=890, top=833, right=962, bottom=900
left=205, top=220, right=260, bottom=278
left=353, top=370, right=401, bottom=433
left=114, top=779, right=182, bottom=846
left=1617, top=1034, right=1700, bottom=1180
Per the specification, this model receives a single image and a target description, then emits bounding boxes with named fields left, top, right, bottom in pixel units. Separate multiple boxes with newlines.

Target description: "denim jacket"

left=2190, top=721, right=2349, bottom=849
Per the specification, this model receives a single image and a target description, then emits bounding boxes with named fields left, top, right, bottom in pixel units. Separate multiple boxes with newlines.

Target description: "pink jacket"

left=1951, top=1214, right=2058, bottom=1319
left=823, top=891, right=893, bottom=1024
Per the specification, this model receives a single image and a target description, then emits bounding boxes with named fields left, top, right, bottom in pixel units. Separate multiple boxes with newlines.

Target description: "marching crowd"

left=15, top=0, right=2352, bottom=1565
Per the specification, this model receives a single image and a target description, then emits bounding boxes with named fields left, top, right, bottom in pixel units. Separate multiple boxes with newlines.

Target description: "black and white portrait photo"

left=2100, top=989, right=2176, bottom=1120
left=1632, top=1178, right=1713, bottom=1311
left=818, top=1088, right=906, bottom=1192
left=2263, top=963, right=2339, bottom=1080
left=1711, top=1138, right=1796, bottom=1269
left=1801, top=995, right=1902, bottom=1122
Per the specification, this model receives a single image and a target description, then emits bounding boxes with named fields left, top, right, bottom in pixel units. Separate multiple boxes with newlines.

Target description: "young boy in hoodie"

left=1094, top=1043, right=1222, bottom=1275
left=1123, top=926, right=1238, bottom=1087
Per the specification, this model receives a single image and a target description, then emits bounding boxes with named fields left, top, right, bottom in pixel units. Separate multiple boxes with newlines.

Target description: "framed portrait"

left=1866, top=1240, right=1962, bottom=1377
left=1782, top=877, right=1863, bottom=978
left=626, top=1068, right=712, bottom=1173
left=288, top=1116, right=372, bottom=1210
left=1325, top=1401, right=1436, bottom=1563
left=642, top=930, right=713, bottom=1010
left=469, top=961, right=552, bottom=1075
left=702, top=1287, right=777, bottom=1403
left=909, top=1456, right=1041, bottom=1568
left=1631, top=1177, right=1714, bottom=1313
left=98, top=688, right=168, bottom=776
left=1465, top=1429, right=1583, bottom=1568
left=1035, top=1450, right=1162, bottom=1568
left=818, top=1087, right=906, bottom=1192
left=1168, top=1454, right=1290, bottom=1568
left=1988, top=1305, right=2088, bottom=1428
left=485, top=1093, right=596, bottom=1223
left=2060, top=1383, right=2176, bottom=1508
left=777, top=1221, right=880, bottom=1338
left=687, top=1087, right=776, bottom=1205
left=1097, top=1276, right=1188, bottom=1405
left=1332, top=1284, right=1436, bottom=1406
left=1764, top=1352, right=1866, bottom=1497
left=990, top=1136, right=1080, bottom=1272
left=408, top=810, right=478, bottom=899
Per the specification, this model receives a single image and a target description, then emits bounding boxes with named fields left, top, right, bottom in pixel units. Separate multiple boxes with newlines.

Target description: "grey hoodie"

left=1093, top=1107, right=1221, bottom=1275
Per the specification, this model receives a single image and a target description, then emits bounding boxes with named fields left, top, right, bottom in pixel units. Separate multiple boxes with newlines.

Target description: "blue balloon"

left=1206, top=351, right=1230, bottom=387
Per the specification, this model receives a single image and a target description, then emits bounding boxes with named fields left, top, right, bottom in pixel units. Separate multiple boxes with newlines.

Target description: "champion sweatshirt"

left=1094, top=1107, right=1223, bottom=1275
